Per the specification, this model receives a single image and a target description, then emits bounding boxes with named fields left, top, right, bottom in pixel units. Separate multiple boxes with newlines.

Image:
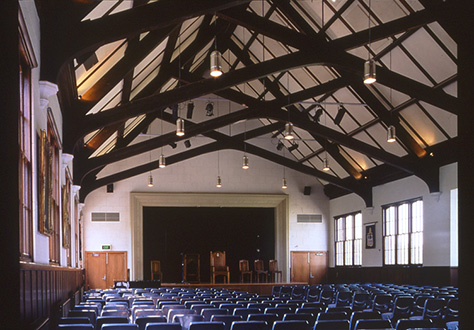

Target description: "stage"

left=161, top=282, right=306, bottom=295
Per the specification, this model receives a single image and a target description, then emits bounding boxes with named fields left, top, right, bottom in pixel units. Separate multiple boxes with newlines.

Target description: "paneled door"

left=85, top=251, right=127, bottom=289
left=291, top=251, right=327, bottom=284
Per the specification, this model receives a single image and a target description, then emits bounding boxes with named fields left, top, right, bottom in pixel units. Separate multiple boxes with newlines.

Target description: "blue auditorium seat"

left=101, top=325, right=138, bottom=330
left=313, top=320, right=350, bottom=330
left=272, top=320, right=311, bottom=330
left=135, top=316, right=167, bottom=330
left=211, top=315, right=243, bottom=330
left=230, top=321, right=268, bottom=330
left=188, top=321, right=225, bottom=330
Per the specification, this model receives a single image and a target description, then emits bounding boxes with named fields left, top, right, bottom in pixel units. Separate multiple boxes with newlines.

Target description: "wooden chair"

left=239, top=260, right=253, bottom=283
left=269, top=259, right=282, bottom=283
left=210, top=251, right=230, bottom=284
left=150, top=260, right=162, bottom=282
left=254, top=259, right=268, bottom=283
left=184, top=253, right=200, bottom=283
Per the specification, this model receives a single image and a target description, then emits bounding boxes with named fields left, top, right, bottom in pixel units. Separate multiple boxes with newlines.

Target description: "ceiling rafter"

left=218, top=6, right=458, bottom=114
left=226, top=35, right=363, bottom=182
left=40, top=0, right=251, bottom=82
left=79, top=119, right=372, bottom=205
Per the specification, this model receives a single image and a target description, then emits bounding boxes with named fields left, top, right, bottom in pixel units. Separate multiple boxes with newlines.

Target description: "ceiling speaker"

left=106, top=183, right=114, bottom=193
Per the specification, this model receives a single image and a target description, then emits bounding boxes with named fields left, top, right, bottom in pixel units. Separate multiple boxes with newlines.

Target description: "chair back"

left=254, top=260, right=265, bottom=271
left=269, top=260, right=279, bottom=272
left=230, top=321, right=268, bottom=330
left=353, top=319, right=392, bottom=330
left=211, top=251, right=227, bottom=271
left=272, top=320, right=311, bottom=330
left=239, top=260, right=250, bottom=272
left=422, top=298, right=446, bottom=320
left=394, top=319, right=433, bottom=330
left=211, top=315, right=243, bottom=330
left=313, top=320, right=350, bottom=330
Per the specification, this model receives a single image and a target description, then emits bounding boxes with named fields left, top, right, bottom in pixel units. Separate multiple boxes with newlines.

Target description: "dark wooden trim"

left=328, top=266, right=457, bottom=287
left=19, top=263, right=84, bottom=329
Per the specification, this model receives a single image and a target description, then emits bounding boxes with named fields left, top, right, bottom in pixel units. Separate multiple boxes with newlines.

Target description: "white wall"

left=83, top=149, right=329, bottom=280
left=21, top=0, right=79, bottom=267
left=329, top=163, right=458, bottom=268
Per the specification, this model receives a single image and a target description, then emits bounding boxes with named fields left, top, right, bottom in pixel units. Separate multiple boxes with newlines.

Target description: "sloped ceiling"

left=35, top=0, right=458, bottom=206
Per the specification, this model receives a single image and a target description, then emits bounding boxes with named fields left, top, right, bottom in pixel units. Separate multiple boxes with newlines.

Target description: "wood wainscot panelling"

left=328, top=266, right=457, bottom=286
left=20, top=262, right=84, bottom=329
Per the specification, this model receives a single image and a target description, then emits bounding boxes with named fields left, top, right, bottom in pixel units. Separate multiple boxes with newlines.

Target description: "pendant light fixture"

left=242, top=120, right=249, bottom=169
left=284, top=122, right=294, bottom=140
left=323, top=157, right=330, bottom=171
left=281, top=149, right=288, bottom=189
left=363, top=0, right=376, bottom=84
left=322, top=108, right=330, bottom=171
left=147, top=173, right=154, bottom=187
left=242, top=155, right=249, bottom=169
left=216, top=176, right=222, bottom=188
left=159, top=109, right=166, bottom=167
left=159, top=154, right=166, bottom=168
left=387, top=42, right=396, bottom=143
left=387, top=125, right=396, bottom=143
left=283, top=70, right=294, bottom=140
left=176, top=32, right=185, bottom=136
left=176, top=117, right=184, bottom=136
left=210, top=14, right=223, bottom=77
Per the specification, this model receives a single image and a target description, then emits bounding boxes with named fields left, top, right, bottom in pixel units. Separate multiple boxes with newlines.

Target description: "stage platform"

left=161, top=282, right=306, bottom=295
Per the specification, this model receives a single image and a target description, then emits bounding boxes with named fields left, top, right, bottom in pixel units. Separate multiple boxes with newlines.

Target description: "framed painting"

left=62, top=184, right=71, bottom=248
left=38, top=129, right=53, bottom=235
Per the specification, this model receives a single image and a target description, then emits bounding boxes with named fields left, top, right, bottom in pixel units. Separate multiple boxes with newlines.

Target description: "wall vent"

left=297, top=214, right=322, bottom=223
left=91, top=212, right=120, bottom=222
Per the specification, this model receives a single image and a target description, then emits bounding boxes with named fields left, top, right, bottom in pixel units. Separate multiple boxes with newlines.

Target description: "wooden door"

left=291, top=251, right=327, bottom=284
left=291, top=251, right=310, bottom=283
left=106, top=252, right=127, bottom=288
left=85, top=251, right=127, bottom=289
left=309, top=251, right=328, bottom=285
left=85, top=252, right=107, bottom=289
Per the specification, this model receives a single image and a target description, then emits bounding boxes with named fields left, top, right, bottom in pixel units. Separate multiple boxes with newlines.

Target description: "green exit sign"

left=101, top=244, right=111, bottom=250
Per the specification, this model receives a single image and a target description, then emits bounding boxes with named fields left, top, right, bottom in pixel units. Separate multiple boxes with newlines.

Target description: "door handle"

left=310, top=273, right=314, bottom=278
left=102, top=275, right=106, bottom=281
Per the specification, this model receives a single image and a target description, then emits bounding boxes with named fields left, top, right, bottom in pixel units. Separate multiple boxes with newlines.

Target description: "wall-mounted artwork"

left=38, top=129, right=53, bottom=235
left=62, top=184, right=71, bottom=248
left=365, top=224, right=376, bottom=249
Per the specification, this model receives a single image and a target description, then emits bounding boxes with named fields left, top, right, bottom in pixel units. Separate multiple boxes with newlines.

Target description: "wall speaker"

left=106, top=183, right=114, bottom=193
left=303, top=186, right=311, bottom=195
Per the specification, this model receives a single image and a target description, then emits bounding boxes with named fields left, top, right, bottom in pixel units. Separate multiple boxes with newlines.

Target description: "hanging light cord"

left=368, top=0, right=372, bottom=57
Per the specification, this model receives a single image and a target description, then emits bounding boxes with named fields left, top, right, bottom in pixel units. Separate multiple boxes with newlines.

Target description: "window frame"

left=334, top=211, right=362, bottom=267
left=18, top=30, right=34, bottom=262
left=382, top=198, right=423, bottom=266
left=48, top=113, right=61, bottom=265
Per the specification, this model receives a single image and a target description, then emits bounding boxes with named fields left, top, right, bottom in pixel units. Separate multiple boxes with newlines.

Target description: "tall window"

left=335, top=212, right=362, bottom=266
left=383, top=199, right=423, bottom=265
left=19, top=46, right=33, bottom=261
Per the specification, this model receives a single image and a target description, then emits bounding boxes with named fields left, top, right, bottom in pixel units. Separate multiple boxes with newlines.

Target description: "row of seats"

left=57, top=285, right=458, bottom=330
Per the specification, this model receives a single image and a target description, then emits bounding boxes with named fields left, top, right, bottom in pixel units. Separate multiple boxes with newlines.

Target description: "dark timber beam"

left=77, top=51, right=317, bottom=138
left=80, top=124, right=372, bottom=205
left=40, top=0, right=250, bottom=83
left=219, top=6, right=458, bottom=114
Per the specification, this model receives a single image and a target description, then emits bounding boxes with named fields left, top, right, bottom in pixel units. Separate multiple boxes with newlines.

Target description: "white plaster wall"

left=329, top=163, right=458, bottom=268
left=83, top=149, right=329, bottom=279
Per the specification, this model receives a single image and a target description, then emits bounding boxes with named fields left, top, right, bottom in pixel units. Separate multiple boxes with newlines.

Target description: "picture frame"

left=62, top=184, right=71, bottom=248
left=38, top=129, right=53, bottom=235
left=365, top=224, right=376, bottom=249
